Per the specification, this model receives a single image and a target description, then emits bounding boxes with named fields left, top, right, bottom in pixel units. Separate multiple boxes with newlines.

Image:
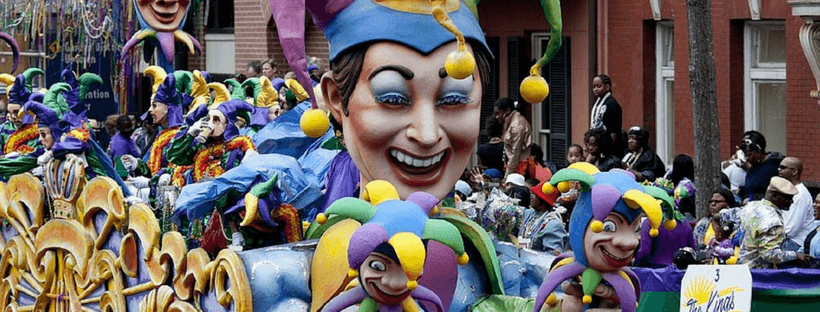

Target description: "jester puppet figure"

left=533, top=163, right=671, bottom=312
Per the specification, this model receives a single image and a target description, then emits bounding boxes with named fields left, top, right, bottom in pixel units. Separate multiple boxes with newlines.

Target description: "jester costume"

left=0, top=69, right=45, bottom=159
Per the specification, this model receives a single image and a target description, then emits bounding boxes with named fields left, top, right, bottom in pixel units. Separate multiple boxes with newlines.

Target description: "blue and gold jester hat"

left=315, top=180, right=469, bottom=292
left=0, top=68, right=45, bottom=106
left=543, top=162, right=664, bottom=268
left=270, top=0, right=490, bottom=137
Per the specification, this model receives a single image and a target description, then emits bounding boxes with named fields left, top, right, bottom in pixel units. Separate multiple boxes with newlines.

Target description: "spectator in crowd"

left=477, top=117, right=505, bottom=173
left=261, top=59, right=279, bottom=80
left=531, top=143, right=558, bottom=174
left=584, top=128, right=621, bottom=172
left=308, top=64, right=321, bottom=86
left=735, top=177, right=810, bottom=268
left=722, top=148, right=747, bottom=195
left=802, top=193, right=820, bottom=261
left=132, top=115, right=157, bottom=158
left=670, top=154, right=697, bottom=222
left=566, top=143, right=584, bottom=166
left=740, top=130, right=784, bottom=202
left=556, top=143, right=584, bottom=208
left=504, top=173, right=526, bottom=192
left=519, top=181, right=568, bottom=255
left=589, top=74, right=622, bottom=144
left=246, top=60, right=262, bottom=78
left=778, top=157, right=814, bottom=251
left=494, top=97, right=533, bottom=179
left=109, top=115, right=140, bottom=159
left=693, top=189, right=737, bottom=250
left=704, top=213, right=740, bottom=264
left=622, top=126, right=666, bottom=182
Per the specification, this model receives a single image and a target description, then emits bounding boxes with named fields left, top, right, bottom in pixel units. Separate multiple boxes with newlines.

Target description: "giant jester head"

left=135, top=0, right=191, bottom=32
left=544, top=163, right=665, bottom=272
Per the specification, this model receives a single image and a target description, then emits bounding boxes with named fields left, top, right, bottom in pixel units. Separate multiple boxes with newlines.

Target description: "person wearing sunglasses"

left=739, top=130, right=785, bottom=203
left=777, top=157, right=815, bottom=252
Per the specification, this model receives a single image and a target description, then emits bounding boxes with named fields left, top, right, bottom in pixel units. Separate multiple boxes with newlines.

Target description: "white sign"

left=680, top=265, right=752, bottom=312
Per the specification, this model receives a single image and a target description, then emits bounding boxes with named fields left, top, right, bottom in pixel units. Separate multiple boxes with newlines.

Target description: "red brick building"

left=193, top=0, right=819, bottom=182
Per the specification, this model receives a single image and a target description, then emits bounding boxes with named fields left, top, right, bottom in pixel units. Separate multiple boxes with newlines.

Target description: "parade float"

left=0, top=0, right=818, bottom=312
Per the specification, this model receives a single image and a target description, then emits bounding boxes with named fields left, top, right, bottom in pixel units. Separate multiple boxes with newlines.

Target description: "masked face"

left=583, top=212, right=641, bottom=272
left=38, top=127, right=54, bottom=150
left=326, top=41, right=482, bottom=200
left=149, top=101, right=168, bottom=126
left=268, top=105, right=281, bottom=121
left=207, top=110, right=227, bottom=138
left=137, top=0, right=190, bottom=32
left=359, top=252, right=412, bottom=306
left=7, top=103, right=21, bottom=128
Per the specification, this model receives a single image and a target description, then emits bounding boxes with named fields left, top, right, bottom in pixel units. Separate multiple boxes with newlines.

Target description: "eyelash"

left=375, top=94, right=411, bottom=106
left=437, top=94, right=473, bottom=106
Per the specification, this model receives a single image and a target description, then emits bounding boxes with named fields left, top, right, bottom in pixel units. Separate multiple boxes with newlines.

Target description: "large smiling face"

left=583, top=212, right=641, bottom=272
left=359, top=252, right=412, bottom=306
left=328, top=41, right=482, bottom=200
left=137, top=0, right=190, bottom=32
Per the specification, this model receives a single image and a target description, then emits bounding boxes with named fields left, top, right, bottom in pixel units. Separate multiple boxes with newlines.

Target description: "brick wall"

left=233, top=0, right=329, bottom=76
left=188, top=0, right=206, bottom=70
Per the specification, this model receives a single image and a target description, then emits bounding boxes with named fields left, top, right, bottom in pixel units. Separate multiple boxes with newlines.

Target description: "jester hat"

left=1, top=68, right=44, bottom=105
left=59, top=67, right=104, bottom=119
left=153, top=75, right=185, bottom=128
left=213, top=99, right=255, bottom=141
left=21, top=100, right=69, bottom=140
left=316, top=181, right=468, bottom=296
left=271, top=0, right=489, bottom=107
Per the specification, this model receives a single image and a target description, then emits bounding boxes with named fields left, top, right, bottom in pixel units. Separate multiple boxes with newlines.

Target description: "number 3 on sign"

left=715, top=268, right=720, bottom=282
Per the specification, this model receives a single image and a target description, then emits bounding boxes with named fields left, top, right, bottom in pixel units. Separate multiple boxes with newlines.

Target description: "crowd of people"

left=452, top=74, right=820, bottom=270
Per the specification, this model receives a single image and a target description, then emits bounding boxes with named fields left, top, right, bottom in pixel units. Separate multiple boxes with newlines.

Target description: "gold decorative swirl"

left=0, top=175, right=254, bottom=311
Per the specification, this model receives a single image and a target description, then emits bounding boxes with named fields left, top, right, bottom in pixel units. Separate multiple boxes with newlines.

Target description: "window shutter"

left=479, top=37, right=500, bottom=145
left=507, top=36, right=528, bottom=102
left=547, top=37, right=571, bottom=167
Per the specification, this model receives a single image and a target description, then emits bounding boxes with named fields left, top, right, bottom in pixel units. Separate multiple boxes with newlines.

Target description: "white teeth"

left=391, top=150, right=445, bottom=168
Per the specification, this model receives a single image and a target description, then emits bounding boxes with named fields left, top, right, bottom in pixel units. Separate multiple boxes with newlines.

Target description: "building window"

left=656, top=22, right=675, bottom=165
left=744, top=22, right=786, bottom=154
left=531, top=32, right=551, bottom=151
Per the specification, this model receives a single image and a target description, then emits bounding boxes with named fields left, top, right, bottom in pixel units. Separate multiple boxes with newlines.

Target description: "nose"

left=612, top=232, right=639, bottom=252
left=380, top=270, right=409, bottom=293
left=406, top=103, right=442, bottom=148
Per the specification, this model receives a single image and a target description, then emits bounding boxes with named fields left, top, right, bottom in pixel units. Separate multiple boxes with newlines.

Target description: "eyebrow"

left=439, top=67, right=447, bottom=78
left=371, top=253, right=394, bottom=265
left=369, top=65, right=414, bottom=81
left=610, top=213, right=626, bottom=224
